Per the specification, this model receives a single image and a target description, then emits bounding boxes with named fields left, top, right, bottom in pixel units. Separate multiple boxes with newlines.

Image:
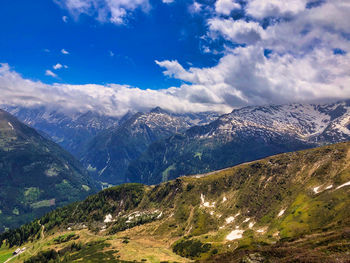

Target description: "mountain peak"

left=149, top=106, right=168, bottom=114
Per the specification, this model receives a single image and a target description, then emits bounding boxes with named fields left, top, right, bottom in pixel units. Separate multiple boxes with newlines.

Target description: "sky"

left=0, top=0, right=349, bottom=116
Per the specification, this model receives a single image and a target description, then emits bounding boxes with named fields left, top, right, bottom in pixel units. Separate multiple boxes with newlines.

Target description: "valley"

left=1, top=141, right=349, bottom=262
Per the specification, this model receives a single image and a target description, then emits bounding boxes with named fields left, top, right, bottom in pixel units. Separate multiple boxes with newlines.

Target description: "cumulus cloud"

left=208, top=18, right=264, bottom=45
left=156, top=0, right=350, bottom=107
left=62, top=15, right=68, bottom=22
left=246, top=0, right=308, bottom=19
left=189, top=1, right=202, bottom=14
left=45, top=70, right=58, bottom=78
left=61, top=49, right=69, bottom=55
left=53, top=63, right=63, bottom=70
left=0, top=63, right=231, bottom=116
left=215, top=0, right=240, bottom=15
left=162, top=0, right=174, bottom=3
left=2, top=0, right=350, bottom=116
left=55, top=0, right=150, bottom=25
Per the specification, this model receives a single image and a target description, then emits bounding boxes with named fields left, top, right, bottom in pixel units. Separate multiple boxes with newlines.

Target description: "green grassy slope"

left=2, top=142, right=350, bottom=262
left=0, top=110, right=97, bottom=232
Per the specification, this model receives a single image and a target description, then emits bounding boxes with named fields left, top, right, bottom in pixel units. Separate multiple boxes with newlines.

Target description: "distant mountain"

left=3, top=106, right=120, bottom=156
left=126, top=100, right=350, bottom=184
left=3, top=142, right=350, bottom=262
left=80, top=108, right=218, bottom=185
left=0, top=110, right=96, bottom=232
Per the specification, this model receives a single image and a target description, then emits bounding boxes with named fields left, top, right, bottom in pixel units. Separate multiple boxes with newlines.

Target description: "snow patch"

left=226, top=217, right=235, bottom=224
left=248, top=222, right=255, bottom=228
left=7, top=122, right=14, bottom=130
left=104, top=214, right=113, bottom=223
left=278, top=209, right=285, bottom=217
left=325, top=185, right=333, bottom=190
left=257, top=228, right=267, bottom=233
left=157, top=211, right=163, bottom=219
left=336, top=181, right=350, bottom=190
left=242, top=218, right=250, bottom=223
left=313, top=186, right=321, bottom=194
left=225, top=213, right=240, bottom=224
left=222, top=196, right=227, bottom=202
left=200, top=193, right=215, bottom=208
left=226, top=229, right=244, bottom=241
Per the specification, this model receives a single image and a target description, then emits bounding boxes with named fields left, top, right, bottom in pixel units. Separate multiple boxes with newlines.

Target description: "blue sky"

left=0, top=0, right=221, bottom=89
left=0, top=0, right=349, bottom=116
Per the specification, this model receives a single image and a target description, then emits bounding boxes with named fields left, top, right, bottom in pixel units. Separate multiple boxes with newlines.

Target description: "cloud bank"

left=0, top=63, right=231, bottom=116
left=157, top=0, right=350, bottom=107
left=1, top=0, right=349, bottom=116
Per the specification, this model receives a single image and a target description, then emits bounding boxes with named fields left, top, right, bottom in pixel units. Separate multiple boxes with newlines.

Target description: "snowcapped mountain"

left=2, top=106, right=121, bottom=156
left=198, top=100, right=350, bottom=143
left=79, top=107, right=219, bottom=185
left=126, top=100, right=350, bottom=184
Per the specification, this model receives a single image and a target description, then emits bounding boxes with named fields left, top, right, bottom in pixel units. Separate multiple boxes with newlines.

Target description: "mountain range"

left=126, top=100, right=350, bottom=184
left=3, top=106, right=121, bottom=156
left=1, top=141, right=349, bottom=262
left=79, top=107, right=219, bottom=184
left=5, top=101, right=350, bottom=187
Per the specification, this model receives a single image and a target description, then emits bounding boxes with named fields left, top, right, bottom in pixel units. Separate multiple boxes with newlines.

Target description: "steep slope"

left=80, top=107, right=218, bottom=185
left=0, top=110, right=96, bottom=232
left=126, top=100, right=350, bottom=184
left=3, top=106, right=120, bottom=156
left=2, top=142, right=350, bottom=262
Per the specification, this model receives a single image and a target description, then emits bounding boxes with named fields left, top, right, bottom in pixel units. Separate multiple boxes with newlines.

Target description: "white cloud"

left=55, top=0, right=150, bottom=25
left=53, top=63, right=68, bottom=70
left=246, top=0, right=308, bottom=19
left=61, top=49, right=69, bottom=55
left=156, top=46, right=350, bottom=107
left=53, top=63, right=63, bottom=70
left=2, top=0, right=350, bottom=116
left=154, top=1, right=350, bottom=107
left=189, top=1, right=202, bottom=14
left=0, top=63, right=231, bottom=117
left=109, top=50, right=115, bottom=57
left=215, top=0, right=240, bottom=15
left=162, top=0, right=174, bottom=3
left=45, top=70, right=58, bottom=78
left=62, top=15, right=68, bottom=22
left=208, top=19, right=264, bottom=45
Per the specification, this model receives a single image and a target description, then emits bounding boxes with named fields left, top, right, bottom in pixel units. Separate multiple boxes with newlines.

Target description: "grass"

left=0, top=244, right=13, bottom=263
left=4, top=142, right=350, bottom=262
left=30, top=199, right=55, bottom=209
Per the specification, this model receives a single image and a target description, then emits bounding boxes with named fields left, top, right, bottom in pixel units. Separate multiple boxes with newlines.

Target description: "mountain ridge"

left=126, top=100, right=350, bottom=185
left=1, top=141, right=350, bottom=262
left=0, top=109, right=97, bottom=232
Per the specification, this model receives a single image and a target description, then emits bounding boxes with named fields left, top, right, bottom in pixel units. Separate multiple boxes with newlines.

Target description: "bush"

left=173, top=238, right=211, bottom=259
left=24, top=249, right=59, bottom=263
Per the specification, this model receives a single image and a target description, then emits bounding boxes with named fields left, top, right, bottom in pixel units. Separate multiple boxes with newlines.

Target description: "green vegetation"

left=53, top=233, right=79, bottom=244
left=24, top=241, right=139, bottom=263
left=0, top=110, right=97, bottom=232
left=30, top=199, right=55, bottom=209
left=0, top=245, right=13, bottom=263
left=173, top=238, right=211, bottom=259
left=2, top=142, right=350, bottom=262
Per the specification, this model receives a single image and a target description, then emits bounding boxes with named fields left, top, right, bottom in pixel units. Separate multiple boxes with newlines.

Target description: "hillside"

left=3, top=106, right=121, bottom=156
left=126, top=100, right=350, bottom=185
left=2, top=142, right=350, bottom=262
left=79, top=108, right=218, bottom=185
left=0, top=110, right=96, bottom=232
